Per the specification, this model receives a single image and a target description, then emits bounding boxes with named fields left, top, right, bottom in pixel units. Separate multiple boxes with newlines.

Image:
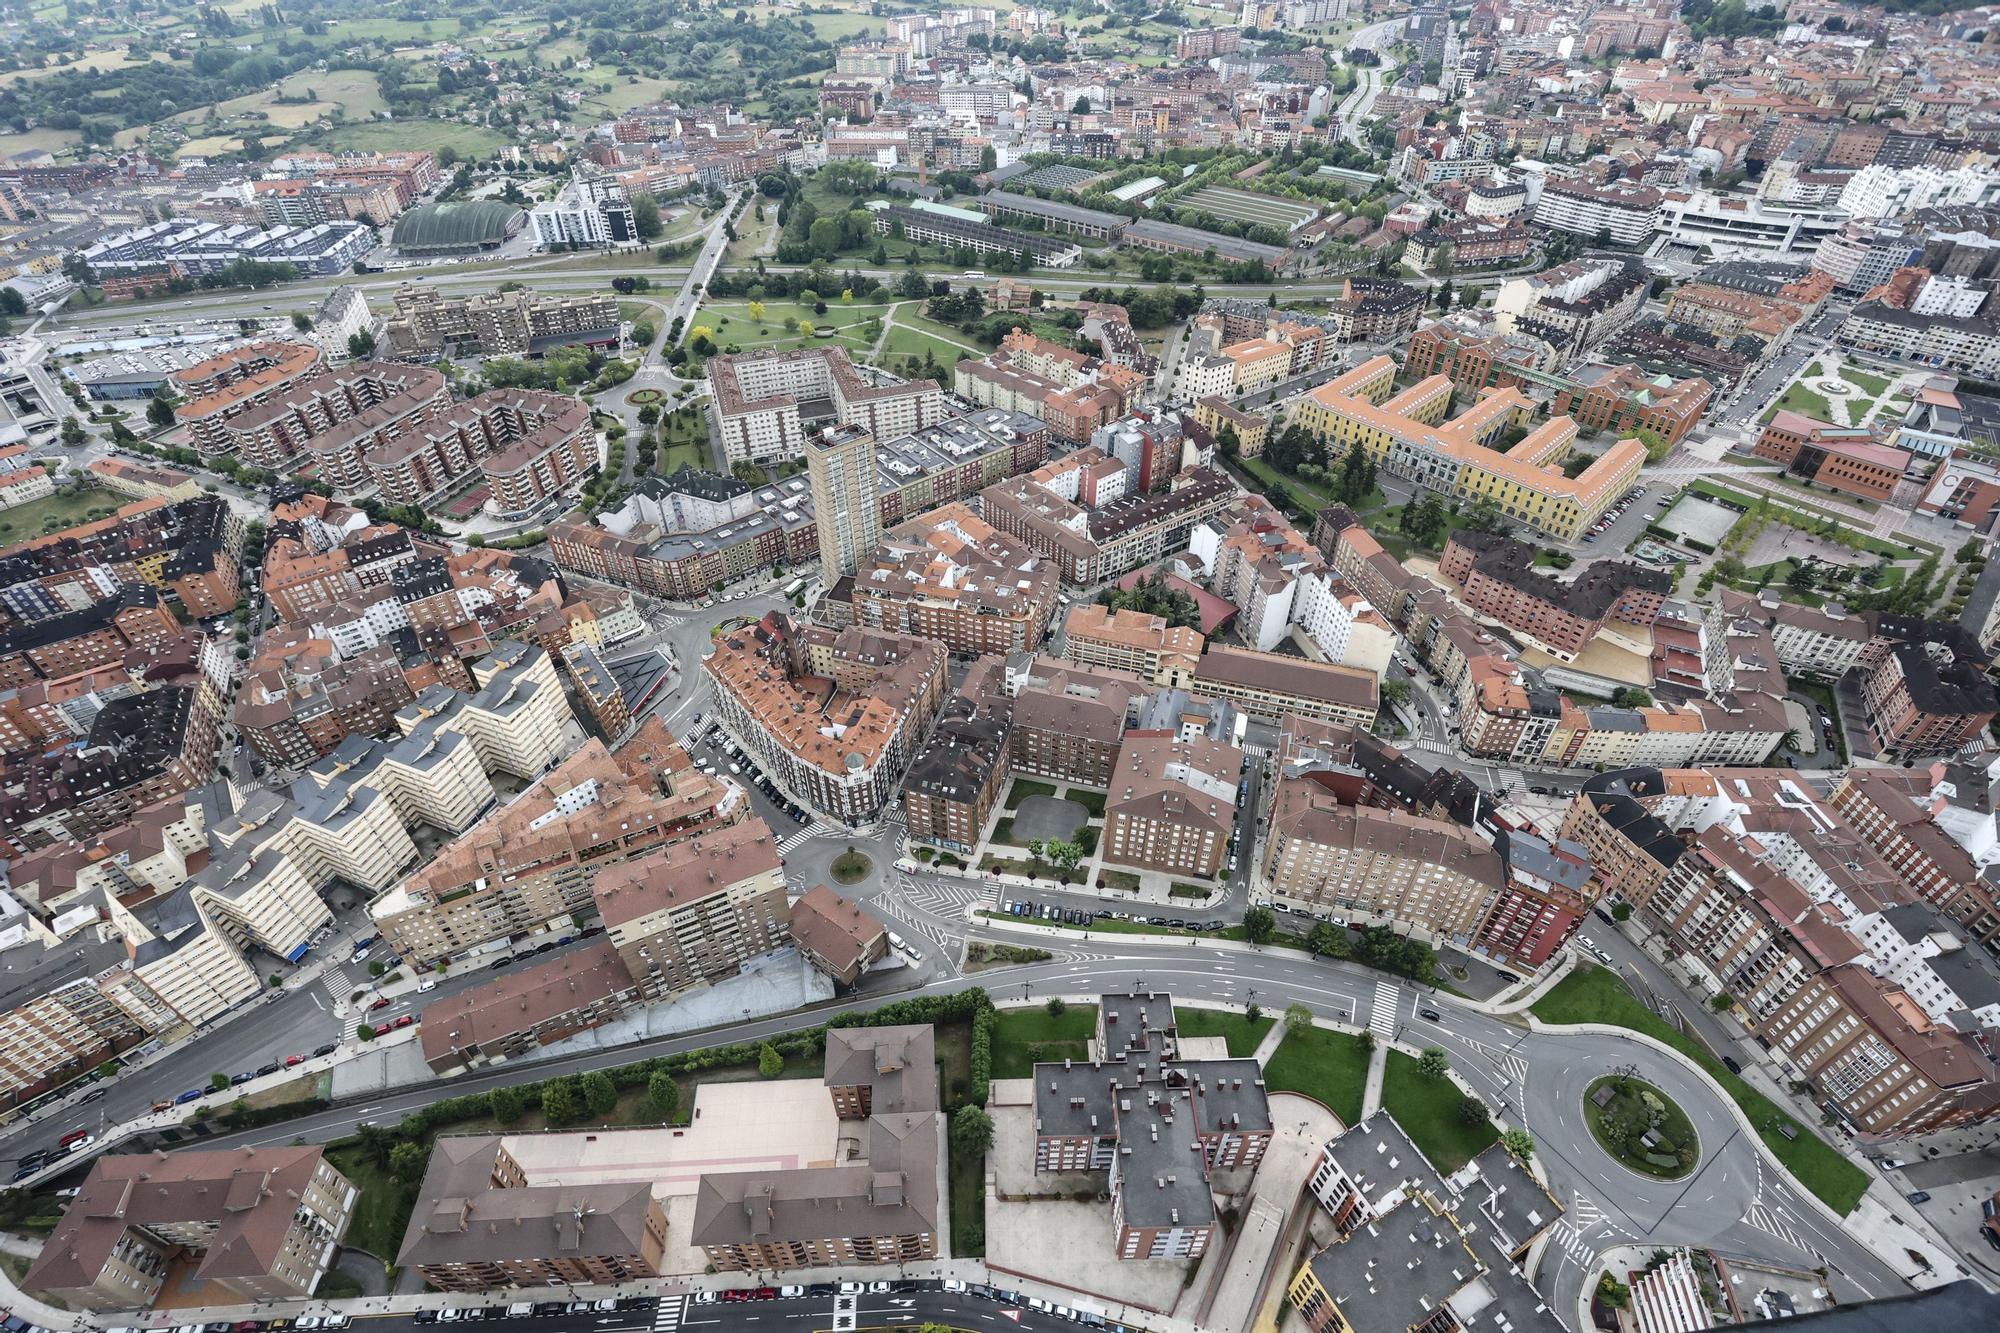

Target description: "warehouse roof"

left=392, top=200, right=525, bottom=252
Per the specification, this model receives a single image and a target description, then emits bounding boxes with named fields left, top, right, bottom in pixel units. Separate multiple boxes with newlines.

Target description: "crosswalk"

left=321, top=964, right=356, bottom=1006
left=1742, top=1203, right=1819, bottom=1259
left=777, top=820, right=839, bottom=855
left=1368, top=980, right=1399, bottom=1041
left=1545, top=1217, right=1602, bottom=1268
left=652, top=1295, right=684, bottom=1333
left=831, top=1294, right=859, bottom=1333
left=1452, top=1035, right=1530, bottom=1086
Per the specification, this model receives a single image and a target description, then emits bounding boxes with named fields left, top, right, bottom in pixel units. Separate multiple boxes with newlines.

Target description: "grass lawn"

left=1264, top=1025, right=1370, bottom=1126
left=1839, top=365, right=1893, bottom=397
left=0, top=486, right=124, bottom=543
left=1068, top=789, right=1107, bottom=818
left=1173, top=1007, right=1274, bottom=1058
left=307, top=121, right=510, bottom=158
left=1007, top=779, right=1059, bottom=808
left=831, top=850, right=873, bottom=885
left=1531, top=964, right=1867, bottom=1214
left=1381, top=1051, right=1496, bottom=1173
left=948, top=1132, right=985, bottom=1256
left=1098, top=868, right=1142, bottom=891
left=991, top=817, right=1019, bottom=846
left=324, top=1142, right=416, bottom=1261
left=991, top=1004, right=1099, bottom=1079
left=1584, top=1075, right=1698, bottom=1179
left=316, top=1270, right=366, bottom=1299
left=693, top=299, right=878, bottom=358
left=1769, top=383, right=1834, bottom=421
left=1688, top=480, right=1921, bottom=560
left=875, top=323, right=969, bottom=375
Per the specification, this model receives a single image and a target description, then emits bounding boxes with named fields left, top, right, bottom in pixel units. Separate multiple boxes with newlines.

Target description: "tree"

left=1246, top=1000, right=1262, bottom=1024
left=1710, top=992, right=1735, bottom=1011
left=1501, top=1128, right=1535, bottom=1161
left=1417, top=1046, right=1450, bottom=1079
left=758, top=1042, right=784, bottom=1078
left=1283, top=1002, right=1314, bottom=1036
left=1043, top=839, right=1085, bottom=880
left=1355, top=1028, right=1376, bottom=1054
left=490, top=1084, right=525, bottom=1125
left=1611, top=902, right=1633, bottom=923
left=60, top=416, right=84, bottom=446
left=0, top=288, right=25, bottom=317
left=541, top=1078, right=579, bottom=1125
left=348, top=329, right=377, bottom=359
left=1243, top=905, right=1277, bottom=945
left=632, top=194, right=664, bottom=241
left=951, top=1104, right=995, bottom=1157
left=1306, top=922, right=1349, bottom=958
left=355, top=1121, right=396, bottom=1167
left=1597, top=1274, right=1631, bottom=1311
left=1458, top=1092, right=1489, bottom=1126
left=582, top=1070, right=618, bottom=1117
left=290, top=311, right=313, bottom=333
left=1610, top=687, right=1650, bottom=708
left=648, top=1070, right=680, bottom=1122
left=356, top=1022, right=377, bottom=1041
left=389, top=1140, right=429, bottom=1180
left=210, top=1072, right=229, bottom=1091
left=147, top=391, right=178, bottom=429
left=1380, top=677, right=1413, bottom=709
left=1072, top=94, right=1092, bottom=114
left=747, top=300, right=766, bottom=322
left=1045, top=996, right=1067, bottom=1017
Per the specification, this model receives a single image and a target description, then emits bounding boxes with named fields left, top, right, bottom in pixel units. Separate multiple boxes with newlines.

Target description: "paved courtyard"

left=1012, top=795, right=1090, bottom=844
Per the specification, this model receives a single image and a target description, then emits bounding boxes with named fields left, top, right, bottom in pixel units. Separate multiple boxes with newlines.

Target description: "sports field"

left=1179, top=185, right=1317, bottom=231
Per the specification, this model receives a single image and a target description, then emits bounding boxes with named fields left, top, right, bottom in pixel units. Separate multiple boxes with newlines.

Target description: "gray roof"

left=1122, top=217, right=1284, bottom=263
left=978, top=190, right=1129, bottom=232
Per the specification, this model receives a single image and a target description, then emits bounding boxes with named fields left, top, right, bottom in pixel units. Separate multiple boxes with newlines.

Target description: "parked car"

left=1908, top=1191, right=1932, bottom=1204
left=229, top=1072, right=254, bottom=1087
left=173, top=1088, right=203, bottom=1105
left=58, top=1129, right=89, bottom=1148
left=313, top=1042, right=337, bottom=1058
left=369, top=996, right=391, bottom=1011
left=419, top=978, right=439, bottom=993
left=284, top=1053, right=304, bottom=1066
left=256, top=1061, right=281, bottom=1077
left=393, top=1014, right=415, bottom=1029
left=1721, top=1056, right=1742, bottom=1074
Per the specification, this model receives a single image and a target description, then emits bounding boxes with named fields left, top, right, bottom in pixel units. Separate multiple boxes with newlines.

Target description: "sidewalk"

left=1360, top=1043, right=1387, bottom=1117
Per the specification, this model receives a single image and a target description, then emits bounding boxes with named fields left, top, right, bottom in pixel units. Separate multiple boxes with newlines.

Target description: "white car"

left=779, top=1287, right=805, bottom=1298
left=419, top=979, right=439, bottom=993
left=695, top=1292, right=720, bottom=1305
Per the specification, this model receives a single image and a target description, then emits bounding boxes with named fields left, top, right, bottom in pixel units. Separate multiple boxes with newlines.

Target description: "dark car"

left=489, top=956, right=511, bottom=970
left=1722, top=1056, right=1743, bottom=1074
left=532, top=1305, right=563, bottom=1317
left=230, top=1072, right=255, bottom=1086
left=9, top=1164, right=37, bottom=1183
left=806, top=1286, right=836, bottom=1299
left=256, top=1061, right=281, bottom=1077
left=1419, top=1008, right=1442, bottom=1022
left=313, top=1042, right=337, bottom=1058
left=1984, top=1224, right=2000, bottom=1252
left=1908, top=1191, right=1932, bottom=1204
left=414, top=1313, right=439, bottom=1325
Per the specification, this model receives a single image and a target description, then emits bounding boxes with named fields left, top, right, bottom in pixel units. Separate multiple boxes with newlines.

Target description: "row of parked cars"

left=694, top=723, right=810, bottom=826
left=1583, top=488, right=1653, bottom=542
left=1002, top=902, right=1224, bottom=932
left=417, top=1301, right=648, bottom=1322
left=105, top=1318, right=351, bottom=1333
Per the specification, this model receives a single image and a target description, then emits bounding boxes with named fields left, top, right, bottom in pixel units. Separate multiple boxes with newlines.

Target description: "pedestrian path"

left=652, top=1295, right=685, bottom=1333
left=777, top=821, right=839, bottom=855
left=1546, top=1217, right=1603, bottom=1269
left=1368, top=980, right=1399, bottom=1041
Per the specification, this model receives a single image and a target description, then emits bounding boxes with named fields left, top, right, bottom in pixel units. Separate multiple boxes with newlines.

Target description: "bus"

left=783, top=577, right=806, bottom=598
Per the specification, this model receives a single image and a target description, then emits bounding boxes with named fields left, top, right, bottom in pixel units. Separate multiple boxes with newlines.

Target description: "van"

left=419, top=979, right=438, bottom=993
left=507, top=1306, right=534, bottom=1319
left=887, top=931, right=907, bottom=951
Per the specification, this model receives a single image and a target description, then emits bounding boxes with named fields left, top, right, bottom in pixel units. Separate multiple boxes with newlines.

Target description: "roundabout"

left=831, top=848, right=874, bottom=885
left=1582, top=1073, right=1700, bottom=1180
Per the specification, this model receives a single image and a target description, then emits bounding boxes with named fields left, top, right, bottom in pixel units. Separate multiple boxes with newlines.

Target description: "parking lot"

left=1579, top=479, right=1676, bottom=553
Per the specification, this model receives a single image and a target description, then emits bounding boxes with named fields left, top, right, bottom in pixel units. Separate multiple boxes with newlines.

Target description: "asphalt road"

left=348, top=1287, right=1111, bottom=1333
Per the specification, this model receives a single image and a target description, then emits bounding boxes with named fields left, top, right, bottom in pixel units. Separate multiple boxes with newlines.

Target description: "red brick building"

left=1439, top=529, right=1670, bottom=662
left=1550, top=364, right=1711, bottom=447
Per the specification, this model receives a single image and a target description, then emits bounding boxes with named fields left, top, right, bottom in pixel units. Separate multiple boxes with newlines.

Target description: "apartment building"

left=1402, top=316, right=1560, bottom=398
left=1530, top=177, right=1662, bottom=246
left=1062, top=604, right=1204, bottom=687
left=206, top=361, right=452, bottom=478
left=1032, top=992, right=1270, bottom=1261
left=693, top=1025, right=940, bottom=1270
left=1492, top=257, right=1650, bottom=357
left=787, top=884, right=889, bottom=987
left=1190, top=644, right=1376, bottom=729
left=1262, top=781, right=1505, bottom=939
left=593, top=816, right=790, bottom=1001
left=7, top=796, right=205, bottom=919
left=0, top=979, right=145, bottom=1113
left=995, top=654, right=1145, bottom=787
left=708, top=345, right=946, bottom=467
left=399, top=1137, right=667, bottom=1290
left=0, top=492, right=243, bottom=627
left=871, top=204, right=1081, bottom=267
left=369, top=717, right=738, bottom=963
left=903, top=697, right=1010, bottom=855
left=0, top=588, right=183, bottom=690
left=1439, top=530, right=1670, bottom=661
left=981, top=466, right=1238, bottom=586
left=840, top=503, right=1059, bottom=655
left=171, top=340, right=325, bottom=454
left=1839, top=300, right=2000, bottom=377
left=417, top=940, right=642, bottom=1074
left=1295, top=356, right=1644, bottom=543
left=25, top=1148, right=356, bottom=1311
left=1103, top=734, right=1243, bottom=880
left=1831, top=768, right=2000, bottom=951
left=705, top=614, right=945, bottom=823
left=1291, top=1116, right=1562, bottom=1333
left=383, top=286, right=619, bottom=360
left=1861, top=641, right=1999, bottom=758
left=1566, top=767, right=2000, bottom=1138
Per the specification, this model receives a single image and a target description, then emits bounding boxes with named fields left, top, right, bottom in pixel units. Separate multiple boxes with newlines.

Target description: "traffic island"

left=1583, top=1073, right=1699, bottom=1179
left=830, top=849, right=873, bottom=884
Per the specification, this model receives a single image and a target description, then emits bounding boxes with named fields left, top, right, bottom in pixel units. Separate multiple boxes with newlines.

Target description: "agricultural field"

left=1178, top=184, right=1318, bottom=231
left=304, top=121, right=512, bottom=159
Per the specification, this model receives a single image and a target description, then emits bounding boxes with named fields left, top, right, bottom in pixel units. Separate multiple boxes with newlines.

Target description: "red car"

left=754, top=1289, right=777, bottom=1301
left=369, top=997, right=391, bottom=1011
left=58, top=1129, right=88, bottom=1149
left=284, top=1054, right=304, bottom=1067
left=392, top=1015, right=414, bottom=1029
